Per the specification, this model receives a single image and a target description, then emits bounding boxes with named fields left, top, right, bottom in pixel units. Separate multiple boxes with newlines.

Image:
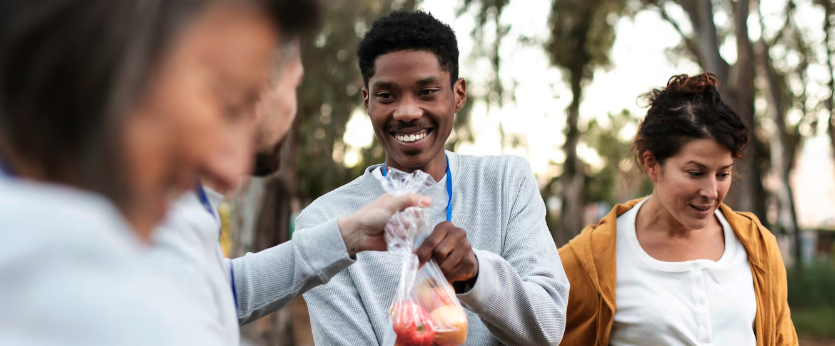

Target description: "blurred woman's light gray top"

left=0, top=178, right=219, bottom=346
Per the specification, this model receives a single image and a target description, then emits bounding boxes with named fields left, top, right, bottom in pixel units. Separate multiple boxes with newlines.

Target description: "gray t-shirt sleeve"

left=297, top=207, right=381, bottom=346
left=231, top=218, right=355, bottom=324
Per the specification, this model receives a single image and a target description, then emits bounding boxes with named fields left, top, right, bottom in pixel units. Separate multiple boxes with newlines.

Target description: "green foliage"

left=546, top=0, right=626, bottom=84
left=455, top=0, right=508, bottom=147
left=787, top=263, right=835, bottom=309
left=786, top=263, right=835, bottom=338
left=583, top=110, right=635, bottom=204
left=544, top=110, right=651, bottom=206
left=792, top=307, right=835, bottom=339
left=458, top=0, right=510, bottom=108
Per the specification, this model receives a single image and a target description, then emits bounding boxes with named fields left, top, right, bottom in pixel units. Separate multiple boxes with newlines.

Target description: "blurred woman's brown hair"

left=633, top=73, right=749, bottom=170
left=0, top=0, right=318, bottom=207
left=0, top=0, right=221, bottom=205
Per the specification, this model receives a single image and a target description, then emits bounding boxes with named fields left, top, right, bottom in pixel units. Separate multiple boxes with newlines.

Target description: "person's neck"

left=384, top=151, right=447, bottom=183
left=201, top=178, right=231, bottom=196
left=636, top=195, right=693, bottom=239
left=123, top=210, right=154, bottom=244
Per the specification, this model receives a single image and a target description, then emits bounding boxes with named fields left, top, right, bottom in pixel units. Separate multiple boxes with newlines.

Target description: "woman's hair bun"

left=651, top=73, right=723, bottom=109
left=667, top=73, right=720, bottom=94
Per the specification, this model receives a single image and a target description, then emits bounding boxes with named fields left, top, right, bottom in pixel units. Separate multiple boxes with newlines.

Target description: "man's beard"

left=252, top=139, right=283, bottom=177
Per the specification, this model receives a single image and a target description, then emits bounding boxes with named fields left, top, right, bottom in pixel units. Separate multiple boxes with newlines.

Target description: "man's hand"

left=414, top=222, right=478, bottom=284
left=338, top=193, right=431, bottom=258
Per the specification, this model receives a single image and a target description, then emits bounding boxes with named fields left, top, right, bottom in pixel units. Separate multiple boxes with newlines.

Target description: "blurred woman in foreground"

left=0, top=0, right=280, bottom=344
left=558, top=73, right=798, bottom=345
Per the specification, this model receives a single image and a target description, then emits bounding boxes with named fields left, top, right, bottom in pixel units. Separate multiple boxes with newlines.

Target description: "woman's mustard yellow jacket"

left=558, top=198, right=798, bottom=346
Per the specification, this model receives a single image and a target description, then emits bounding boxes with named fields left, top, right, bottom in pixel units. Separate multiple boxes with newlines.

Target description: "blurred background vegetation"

left=225, top=0, right=835, bottom=344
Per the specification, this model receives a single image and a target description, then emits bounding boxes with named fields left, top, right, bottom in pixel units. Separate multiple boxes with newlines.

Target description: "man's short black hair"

left=357, top=9, right=459, bottom=88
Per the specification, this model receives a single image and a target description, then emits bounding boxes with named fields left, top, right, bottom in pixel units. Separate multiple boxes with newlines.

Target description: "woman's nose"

left=700, top=177, right=719, bottom=200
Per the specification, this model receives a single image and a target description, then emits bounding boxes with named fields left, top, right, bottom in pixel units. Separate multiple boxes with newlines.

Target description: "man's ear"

left=362, top=87, right=369, bottom=113
left=453, top=78, right=467, bottom=113
left=643, top=151, right=660, bottom=182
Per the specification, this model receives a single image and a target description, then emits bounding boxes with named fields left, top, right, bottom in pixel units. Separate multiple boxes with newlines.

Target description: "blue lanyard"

left=196, top=182, right=238, bottom=309
left=381, top=155, right=452, bottom=222
left=195, top=182, right=215, bottom=219
left=198, top=182, right=239, bottom=310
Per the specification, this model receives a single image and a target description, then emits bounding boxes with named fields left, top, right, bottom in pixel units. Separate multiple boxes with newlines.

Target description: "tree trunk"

left=824, top=4, right=835, bottom=163
left=680, top=0, right=730, bottom=81
left=758, top=37, right=802, bottom=268
left=722, top=0, right=768, bottom=222
left=557, top=70, right=586, bottom=246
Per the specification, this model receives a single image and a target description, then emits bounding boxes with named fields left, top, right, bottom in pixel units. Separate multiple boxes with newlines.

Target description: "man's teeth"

left=394, top=130, right=428, bottom=143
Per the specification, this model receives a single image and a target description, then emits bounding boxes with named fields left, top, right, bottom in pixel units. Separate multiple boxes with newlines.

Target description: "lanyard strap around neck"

left=381, top=155, right=452, bottom=222
left=195, top=181, right=225, bottom=242
left=195, top=182, right=215, bottom=219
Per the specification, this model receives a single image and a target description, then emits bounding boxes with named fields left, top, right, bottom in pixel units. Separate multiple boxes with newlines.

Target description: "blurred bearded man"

left=251, top=40, right=302, bottom=176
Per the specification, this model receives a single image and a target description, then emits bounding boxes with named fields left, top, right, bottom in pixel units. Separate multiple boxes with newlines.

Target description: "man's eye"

left=377, top=92, right=393, bottom=99
left=419, top=89, right=438, bottom=96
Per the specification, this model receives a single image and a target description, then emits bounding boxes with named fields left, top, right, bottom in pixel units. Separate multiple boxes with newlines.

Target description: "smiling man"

left=299, top=10, right=569, bottom=346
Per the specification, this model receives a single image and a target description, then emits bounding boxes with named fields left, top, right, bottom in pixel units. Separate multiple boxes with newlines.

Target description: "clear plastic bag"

left=382, top=168, right=468, bottom=346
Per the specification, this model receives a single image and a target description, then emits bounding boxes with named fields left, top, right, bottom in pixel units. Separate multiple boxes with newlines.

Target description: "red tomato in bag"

left=391, top=301, right=435, bottom=346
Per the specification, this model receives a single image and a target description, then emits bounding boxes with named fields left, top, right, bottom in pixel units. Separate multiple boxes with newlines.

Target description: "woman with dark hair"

left=0, top=1, right=281, bottom=344
left=559, top=73, right=798, bottom=345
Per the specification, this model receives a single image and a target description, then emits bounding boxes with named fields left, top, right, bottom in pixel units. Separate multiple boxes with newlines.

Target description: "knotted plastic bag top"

left=380, top=168, right=468, bottom=346
left=381, top=168, right=448, bottom=253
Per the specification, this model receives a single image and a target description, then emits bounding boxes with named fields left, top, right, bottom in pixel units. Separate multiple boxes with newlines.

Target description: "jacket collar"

left=567, top=198, right=643, bottom=317
left=718, top=204, right=767, bottom=272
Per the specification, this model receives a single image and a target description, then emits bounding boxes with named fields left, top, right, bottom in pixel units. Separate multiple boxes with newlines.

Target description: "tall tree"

left=546, top=0, right=625, bottom=244
left=580, top=110, right=651, bottom=206
left=463, top=0, right=626, bottom=244
left=819, top=0, right=835, bottom=163
left=756, top=0, right=822, bottom=268
left=757, top=29, right=798, bottom=269
left=646, top=0, right=769, bottom=223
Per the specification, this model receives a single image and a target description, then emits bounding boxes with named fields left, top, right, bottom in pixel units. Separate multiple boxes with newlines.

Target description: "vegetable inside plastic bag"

left=382, top=168, right=468, bottom=346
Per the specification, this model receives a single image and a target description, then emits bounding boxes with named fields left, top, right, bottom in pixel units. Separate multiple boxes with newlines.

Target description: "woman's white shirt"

left=610, top=197, right=757, bottom=346
left=0, top=178, right=218, bottom=346
left=148, top=187, right=239, bottom=345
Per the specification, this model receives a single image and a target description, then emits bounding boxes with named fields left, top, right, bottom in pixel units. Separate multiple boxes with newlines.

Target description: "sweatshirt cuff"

left=455, top=249, right=499, bottom=313
left=293, top=218, right=356, bottom=281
